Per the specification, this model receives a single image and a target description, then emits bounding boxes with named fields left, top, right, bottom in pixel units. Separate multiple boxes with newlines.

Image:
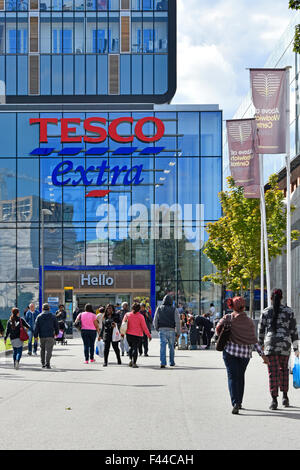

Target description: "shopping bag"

left=96, top=339, right=104, bottom=358
left=293, top=357, right=300, bottom=389
left=112, top=326, right=121, bottom=342
left=120, top=320, right=128, bottom=335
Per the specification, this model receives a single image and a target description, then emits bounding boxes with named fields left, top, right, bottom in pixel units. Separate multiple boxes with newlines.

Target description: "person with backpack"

left=154, top=295, right=180, bottom=368
left=258, top=288, right=299, bottom=410
left=34, top=303, right=59, bottom=369
left=4, top=308, right=30, bottom=369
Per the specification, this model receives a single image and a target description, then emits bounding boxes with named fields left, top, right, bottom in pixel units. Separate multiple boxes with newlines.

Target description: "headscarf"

left=226, top=297, right=258, bottom=345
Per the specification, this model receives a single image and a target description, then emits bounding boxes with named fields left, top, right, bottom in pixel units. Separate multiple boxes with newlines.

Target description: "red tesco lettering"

left=29, top=117, right=165, bottom=144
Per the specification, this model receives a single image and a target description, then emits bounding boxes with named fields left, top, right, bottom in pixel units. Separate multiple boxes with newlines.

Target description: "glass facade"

left=0, top=0, right=176, bottom=103
left=0, top=105, right=223, bottom=317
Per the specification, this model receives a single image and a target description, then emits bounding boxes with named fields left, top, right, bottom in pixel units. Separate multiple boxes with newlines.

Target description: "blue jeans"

left=179, top=333, right=188, bottom=346
left=223, top=350, right=250, bottom=407
left=27, top=330, right=38, bottom=354
left=13, top=346, right=23, bottom=363
left=159, top=329, right=175, bottom=366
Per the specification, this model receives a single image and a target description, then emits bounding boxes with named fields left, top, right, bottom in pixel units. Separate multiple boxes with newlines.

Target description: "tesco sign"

left=29, top=116, right=165, bottom=144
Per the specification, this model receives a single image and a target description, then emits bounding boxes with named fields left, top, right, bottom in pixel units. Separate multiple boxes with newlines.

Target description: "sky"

left=173, top=0, right=295, bottom=119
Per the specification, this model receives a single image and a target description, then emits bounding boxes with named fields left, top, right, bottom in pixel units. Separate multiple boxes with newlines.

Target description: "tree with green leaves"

left=289, top=0, right=300, bottom=53
left=202, top=175, right=299, bottom=317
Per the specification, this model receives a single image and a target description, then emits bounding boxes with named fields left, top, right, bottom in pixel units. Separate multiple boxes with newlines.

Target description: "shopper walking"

left=138, top=303, right=152, bottom=357
left=100, top=304, right=122, bottom=367
left=216, top=296, right=267, bottom=415
left=123, top=302, right=152, bottom=368
left=258, top=288, right=299, bottom=410
left=154, top=294, right=180, bottom=368
left=34, top=303, right=59, bottom=369
left=119, top=302, right=130, bottom=357
left=75, top=304, right=100, bottom=364
left=25, top=303, right=39, bottom=356
left=4, top=308, right=30, bottom=369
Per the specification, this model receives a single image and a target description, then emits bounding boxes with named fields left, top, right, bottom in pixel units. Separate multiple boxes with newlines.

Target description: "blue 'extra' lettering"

left=51, top=160, right=144, bottom=187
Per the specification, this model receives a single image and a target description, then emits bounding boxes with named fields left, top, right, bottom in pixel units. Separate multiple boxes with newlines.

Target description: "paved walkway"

left=0, top=334, right=300, bottom=450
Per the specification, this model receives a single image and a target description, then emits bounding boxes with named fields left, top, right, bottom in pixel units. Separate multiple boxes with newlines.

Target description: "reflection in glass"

left=17, top=283, right=39, bottom=315
left=63, top=227, right=85, bottom=265
left=0, top=283, right=16, bottom=319
left=0, top=229, right=16, bottom=281
left=17, top=229, right=39, bottom=281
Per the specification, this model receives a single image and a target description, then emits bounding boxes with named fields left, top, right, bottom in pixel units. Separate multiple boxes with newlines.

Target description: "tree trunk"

left=249, top=278, right=254, bottom=319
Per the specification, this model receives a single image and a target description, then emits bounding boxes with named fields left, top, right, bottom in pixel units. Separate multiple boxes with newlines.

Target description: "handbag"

left=74, top=314, right=82, bottom=331
left=95, top=339, right=104, bottom=358
left=19, top=318, right=29, bottom=342
left=215, top=314, right=232, bottom=352
left=293, top=357, right=300, bottom=389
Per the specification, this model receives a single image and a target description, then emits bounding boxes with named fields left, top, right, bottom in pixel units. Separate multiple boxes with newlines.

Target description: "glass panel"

left=110, top=239, right=131, bottom=265
left=75, top=0, right=85, bottom=10
left=143, top=54, right=153, bottom=94
left=143, top=12, right=153, bottom=53
left=86, top=54, right=96, bottom=94
left=17, top=230, right=39, bottom=281
left=86, top=227, right=109, bottom=265
left=63, top=54, right=74, bottom=93
left=120, top=54, right=130, bottom=94
left=63, top=227, right=85, bottom=265
left=155, top=0, right=167, bottom=10
left=74, top=13, right=85, bottom=53
left=155, top=157, right=176, bottom=205
left=0, top=229, right=16, bottom=281
left=17, top=159, right=39, bottom=222
left=86, top=14, right=96, bottom=52
left=6, top=13, right=17, bottom=52
left=40, top=14, right=51, bottom=52
left=131, top=12, right=142, bottom=52
left=40, top=157, right=63, bottom=222
left=201, top=112, right=222, bottom=157
left=201, top=157, right=222, bottom=220
left=178, top=112, right=200, bottom=157
left=52, top=54, right=62, bottom=94
left=44, top=227, right=62, bottom=265
left=17, top=112, right=39, bottom=157
left=132, top=54, right=142, bottom=94
left=178, top=158, right=199, bottom=206
left=40, top=54, right=51, bottom=94
left=109, top=12, right=119, bottom=52
left=63, top=185, right=85, bottom=222
left=17, top=283, right=39, bottom=314
left=40, top=0, right=51, bottom=10
left=75, top=54, right=85, bottom=94
left=0, top=15, right=4, bottom=53
left=97, top=54, right=108, bottom=94
left=18, top=14, right=28, bottom=52
left=0, top=283, right=16, bottom=319
left=154, top=54, right=167, bottom=94
left=155, top=238, right=176, bottom=279
left=0, top=113, right=16, bottom=157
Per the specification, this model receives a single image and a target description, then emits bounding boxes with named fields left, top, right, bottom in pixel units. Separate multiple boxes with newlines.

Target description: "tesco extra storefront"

left=0, top=104, right=222, bottom=326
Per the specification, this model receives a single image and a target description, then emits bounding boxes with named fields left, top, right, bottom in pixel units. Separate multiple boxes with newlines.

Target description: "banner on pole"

left=250, top=68, right=287, bottom=154
left=226, top=118, right=260, bottom=198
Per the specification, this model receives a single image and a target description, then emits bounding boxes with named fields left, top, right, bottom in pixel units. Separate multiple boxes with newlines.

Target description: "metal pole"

left=259, top=154, right=271, bottom=307
left=260, top=198, right=264, bottom=313
left=41, top=210, right=44, bottom=306
left=286, top=67, right=292, bottom=307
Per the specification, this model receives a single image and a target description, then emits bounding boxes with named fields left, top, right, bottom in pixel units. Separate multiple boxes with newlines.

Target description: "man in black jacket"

left=34, top=303, right=59, bottom=369
left=154, top=295, right=180, bottom=368
left=195, top=313, right=213, bottom=350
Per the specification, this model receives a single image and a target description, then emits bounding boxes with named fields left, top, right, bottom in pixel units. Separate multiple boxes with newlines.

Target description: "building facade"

left=0, top=0, right=223, bottom=320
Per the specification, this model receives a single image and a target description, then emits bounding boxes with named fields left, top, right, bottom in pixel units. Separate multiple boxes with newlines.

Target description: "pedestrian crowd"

left=0, top=288, right=299, bottom=415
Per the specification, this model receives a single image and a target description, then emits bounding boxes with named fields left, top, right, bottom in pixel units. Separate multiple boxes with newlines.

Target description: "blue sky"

left=173, top=0, right=295, bottom=119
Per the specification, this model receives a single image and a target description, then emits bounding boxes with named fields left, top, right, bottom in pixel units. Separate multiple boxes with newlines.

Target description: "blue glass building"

left=0, top=0, right=223, bottom=320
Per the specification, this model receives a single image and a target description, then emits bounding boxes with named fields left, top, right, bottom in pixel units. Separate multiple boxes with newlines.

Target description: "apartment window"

left=30, top=0, right=39, bottom=9
left=8, top=29, right=27, bottom=53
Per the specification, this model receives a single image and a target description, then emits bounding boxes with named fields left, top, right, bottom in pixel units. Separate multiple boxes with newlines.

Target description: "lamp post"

left=41, top=208, right=52, bottom=306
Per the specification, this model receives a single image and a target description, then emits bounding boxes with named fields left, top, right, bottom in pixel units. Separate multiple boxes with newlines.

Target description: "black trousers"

left=104, top=339, right=121, bottom=364
left=138, top=334, right=149, bottom=355
left=127, top=334, right=142, bottom=364
left=81, top=330, right=97, bottom=361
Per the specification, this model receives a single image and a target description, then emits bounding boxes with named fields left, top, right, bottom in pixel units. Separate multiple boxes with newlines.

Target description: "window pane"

left=201, top=157, right=222, bottom=220
left=17, top=230, right=39, bottom=281
left=201, top=112, right=222, bottom=157
left=0, top=229, right=16, bottom=281
left=0, top=113, right=16, bottom=157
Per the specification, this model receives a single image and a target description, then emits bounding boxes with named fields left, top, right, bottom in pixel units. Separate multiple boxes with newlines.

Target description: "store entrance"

left=76, top=293, right=131, bottom=312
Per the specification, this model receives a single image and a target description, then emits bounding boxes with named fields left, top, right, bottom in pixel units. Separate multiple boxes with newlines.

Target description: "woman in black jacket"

left=4, top=308, right=30, bottom=369
left=100, top=304, right=122, bottom=367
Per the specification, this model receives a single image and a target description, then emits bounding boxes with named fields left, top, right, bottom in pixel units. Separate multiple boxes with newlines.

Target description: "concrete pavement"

left=0, top=334, right=300, bottom=450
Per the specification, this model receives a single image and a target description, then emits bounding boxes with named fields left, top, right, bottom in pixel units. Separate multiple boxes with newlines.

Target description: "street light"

left=41, top=208, right=52, bottom=306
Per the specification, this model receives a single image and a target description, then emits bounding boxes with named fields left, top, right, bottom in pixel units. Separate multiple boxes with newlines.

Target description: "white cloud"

left=173, top=0, right=295, bottom=118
